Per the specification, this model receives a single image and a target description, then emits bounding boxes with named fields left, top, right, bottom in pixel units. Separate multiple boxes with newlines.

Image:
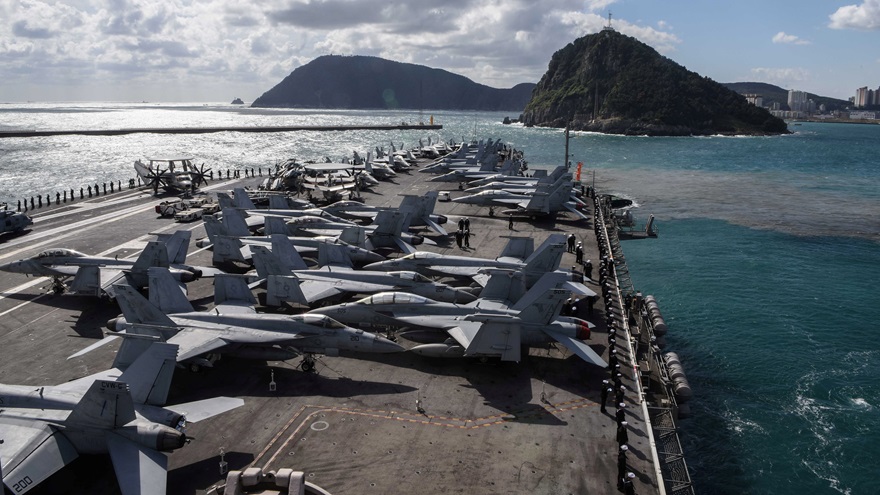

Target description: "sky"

left=0, top=0, right=878, bottom=103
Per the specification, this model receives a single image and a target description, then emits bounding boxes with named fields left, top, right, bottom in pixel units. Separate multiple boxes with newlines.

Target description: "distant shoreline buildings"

left=854, top=86, right=880, bottom=108
left=743, top=87, right=878, bottom=121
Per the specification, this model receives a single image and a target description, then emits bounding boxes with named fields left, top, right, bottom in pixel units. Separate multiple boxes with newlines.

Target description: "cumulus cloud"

left=11, top=20, right=55, bottom=39
left=0, top=0, right=687, bottom=100
left=829, top=0, right=880, bottom=30
left=772, top=31, right=810, bottom=45
left=750, top=67, right=810, bottom=87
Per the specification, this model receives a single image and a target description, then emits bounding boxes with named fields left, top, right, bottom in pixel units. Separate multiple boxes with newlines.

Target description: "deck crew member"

left=600, top=380, right=612, bottom=413
left=617, top=445, right=629, bottom=484
left=617, top=421, right=629, bottom=446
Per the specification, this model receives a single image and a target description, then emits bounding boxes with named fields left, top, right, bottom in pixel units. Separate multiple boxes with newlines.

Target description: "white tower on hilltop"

left=603, top=11, right=614, bottom=31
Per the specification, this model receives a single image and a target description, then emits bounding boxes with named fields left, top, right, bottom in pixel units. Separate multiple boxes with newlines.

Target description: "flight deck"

left=0, top=153, right=664, bottom=494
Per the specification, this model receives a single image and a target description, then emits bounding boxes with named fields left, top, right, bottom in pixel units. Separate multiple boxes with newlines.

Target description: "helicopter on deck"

left=0, top=209, right=33, bottom=236
left=134, top=156, right=212, bottom=195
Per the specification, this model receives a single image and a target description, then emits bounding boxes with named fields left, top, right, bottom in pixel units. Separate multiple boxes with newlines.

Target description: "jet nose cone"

left=373, top=335, right=405, bottom=353
left=0, top=260, right=27, bottom=273
left=362, top=260, right=387, bottom=270
left=455, top=289, right=478, bottom=304
left=363, top=251, right=386, bottom=264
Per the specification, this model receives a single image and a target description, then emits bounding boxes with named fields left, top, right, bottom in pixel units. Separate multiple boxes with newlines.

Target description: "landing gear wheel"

left=300, top=357, right=316, bottom=373
left=189, top=363, right=201, bottom=373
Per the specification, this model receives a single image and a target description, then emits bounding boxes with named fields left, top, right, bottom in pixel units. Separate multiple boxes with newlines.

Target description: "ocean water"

left=1, top=104, right=878, bottom=494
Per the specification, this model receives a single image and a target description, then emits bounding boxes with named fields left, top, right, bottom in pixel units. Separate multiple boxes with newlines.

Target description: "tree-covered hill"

left=251, top=55, right=535, bottom=111
left=521, top=30, right=788, bottom=136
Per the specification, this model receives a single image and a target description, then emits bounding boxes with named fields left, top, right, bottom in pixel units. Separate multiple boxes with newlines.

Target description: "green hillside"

left=521, top=31, right=788, bottom=136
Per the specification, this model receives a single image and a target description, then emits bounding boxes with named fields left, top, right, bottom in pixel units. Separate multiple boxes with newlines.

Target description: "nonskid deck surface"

left=0, top=155, right=658, bottom=494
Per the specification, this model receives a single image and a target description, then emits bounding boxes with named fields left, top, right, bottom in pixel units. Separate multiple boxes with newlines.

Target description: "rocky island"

left=250, top=55, right=535, bottom=111
left=521, top=30, right=788, bottom=136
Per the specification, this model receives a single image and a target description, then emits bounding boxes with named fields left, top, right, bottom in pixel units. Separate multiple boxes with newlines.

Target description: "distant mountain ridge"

left=521, top=30, right=788, bottom=136
left=251, top=55, right=535, bottom=111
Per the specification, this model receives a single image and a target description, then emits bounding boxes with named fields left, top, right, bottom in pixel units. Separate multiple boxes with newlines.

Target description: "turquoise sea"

left=1, top=104, right=879, bottom=494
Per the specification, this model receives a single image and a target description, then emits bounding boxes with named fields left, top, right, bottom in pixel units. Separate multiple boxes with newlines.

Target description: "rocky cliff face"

left=251, top=55, right=535, bottom=111
left=522, top=31, right=788, bottom=136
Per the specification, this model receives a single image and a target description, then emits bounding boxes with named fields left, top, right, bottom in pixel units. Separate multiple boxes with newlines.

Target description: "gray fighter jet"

left=364, top=233, right=567, bottom=287
left=104, top=268, right=403, bottom=371
left=286, top=209, right=427, bottom=254
left=0, top=340, right=243, bottom=495
left=407, top=288, right=604, bottom=366
left=0, top=230, right=219, bottom=298
left=453, top=178, right=588, bottom=220
left=250, top=240, right=476, bottom=307
left=309, top=268, right=595, bottom=332
left=200, top=209, right=384, bottom=266
left=312, top=275, right=603, bottom=366
left=323, top=190, right=449, bottom=235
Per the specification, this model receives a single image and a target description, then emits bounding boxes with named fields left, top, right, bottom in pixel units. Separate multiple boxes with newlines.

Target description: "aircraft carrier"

left=0, top=148, right=689, bottom=494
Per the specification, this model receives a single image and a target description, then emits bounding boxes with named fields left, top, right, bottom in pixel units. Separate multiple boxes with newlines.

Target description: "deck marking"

left=258, top=398, right=595, bottom=469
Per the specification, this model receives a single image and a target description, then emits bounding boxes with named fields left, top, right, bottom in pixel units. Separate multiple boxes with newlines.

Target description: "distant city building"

left=744, top=94, right=763, bottom=107
left=855, top=87, right=869, bottom=107
left=788, top=90, right=809, bottom=113
left=769, top=110, right=806, bottom=119
left=849, top=110, right=877, bottom=120
left=854, top=86, right=880, bottom=108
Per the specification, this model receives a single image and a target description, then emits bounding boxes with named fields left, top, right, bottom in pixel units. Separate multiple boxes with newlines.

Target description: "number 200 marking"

left=13, top=476, right=34, bottom=493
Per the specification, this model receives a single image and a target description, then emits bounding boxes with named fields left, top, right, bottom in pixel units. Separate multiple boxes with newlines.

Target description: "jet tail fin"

left=232, top=187, right=257, bottom=209
left=117, top=341, right=178, bottom=405
left=148, top=267, right=194, bottom=314
left=214, top=274, right=257, bottom=308
left=68, top=380, right=136, bottom=428
left=220, top=207, right=252, bottom=237
left=458, top=321, right=521, bottom=362
left=265, top=274, right=307, bottom=307
left=132, top=240, right=170, bottom=273
left=270, top=234, right=307, bottom=270
left=250, top=237, right=307, bottom=278
left=317, top=242, right=354, bottom=268
left=263, top=215, right=290, bottom=235
left=477, top=269, right=526, bottom=303
left=267, top=194, right=290, bottom=209
left=113, top=284, right=177, bottom=326
left=496, top=236, right=534, bottom=263
left=339, top=226, right=365, bottom=246
left=161, top=230, right=191, bottom=265
left=216, top=192, right=234, bottom=208
left=523, top=235, right=566, bottom=274
left=69, top=265, right=102, bottom=296
left=515, top=289, right=569, bottom=324
left=212, top=236, right=248, bottom=265
left=202, top=214, right=225, bottom=244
